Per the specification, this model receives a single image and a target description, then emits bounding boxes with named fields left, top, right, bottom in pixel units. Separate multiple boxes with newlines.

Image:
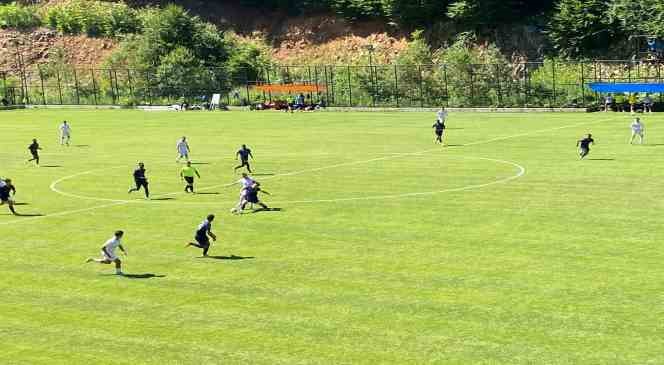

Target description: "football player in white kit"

left=436, top=107, right=448, bottom=123
left=86, top=230, right=127, bottom=275
left=176, top=136, right=190, bottom=162
left=630, top=118, right=645, bottom=144
left=231, top=173, right=255, bottom=214
left=59, top=120, right=71, bottom=146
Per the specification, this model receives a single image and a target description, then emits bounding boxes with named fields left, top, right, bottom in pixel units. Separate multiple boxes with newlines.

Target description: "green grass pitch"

left=1, top=109, right=663, bottom=364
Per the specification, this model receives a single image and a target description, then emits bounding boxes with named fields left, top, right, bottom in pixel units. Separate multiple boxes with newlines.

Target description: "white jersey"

left=102, top=237, right=122, bottom=256
left=631, top=121, right=643, bottom=133
left=60, top=123, right=71, bottom=135
left=437, top=109, right=448, bottom=122
left=177, top=140, right=189, bottom=154
left=238, top=177, right=255, bottom=189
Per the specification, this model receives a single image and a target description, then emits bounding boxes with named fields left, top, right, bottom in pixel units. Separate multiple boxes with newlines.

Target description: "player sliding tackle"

left=231, top=173, right=255, bottom=214
left=86, top=230, right=127, bottom=275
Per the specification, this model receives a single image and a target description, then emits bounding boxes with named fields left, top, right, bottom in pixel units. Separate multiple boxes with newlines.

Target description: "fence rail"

left=2, top=61, right=664, bottom=108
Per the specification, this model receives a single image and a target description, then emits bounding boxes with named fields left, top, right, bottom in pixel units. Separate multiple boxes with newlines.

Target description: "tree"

left=548, top=0, right=617, bottom=58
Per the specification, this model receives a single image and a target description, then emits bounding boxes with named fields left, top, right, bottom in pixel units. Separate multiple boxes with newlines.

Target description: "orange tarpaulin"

left=253, top=84, right=327, bottom=93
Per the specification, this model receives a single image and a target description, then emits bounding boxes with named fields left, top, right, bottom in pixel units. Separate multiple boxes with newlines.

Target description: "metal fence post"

left=91, top=69, right=98, bottom=105
left=418, top=65, right=424, bottom=108
left=108, top=69, right=115, bottom=104
left=145, top=71, right=153, bottom=105
left=394, top=64, right=399, bottom=108
left=126, top=69, right=134, bottom=101
left=244, top=68, right=251, bottom=105
left=1, top=72, right=7, bottom=101
left=113, top=70, right=120, bottom=104
left=73, top=68, right=80, bottom=105
left=38, top=65, right=46, bottom=105
left=551, top=59, right=557, bottom=106
left=580, top=61, right=585, bottom=105
left=495, top=64, right=502, bottom=106
left=347, top=65, right=352, bottom=107
left=443, top=64, right=449, bottom=107
left=56, top=68, right=63, bottom=105
left=323, top=65, right=330, bottom=105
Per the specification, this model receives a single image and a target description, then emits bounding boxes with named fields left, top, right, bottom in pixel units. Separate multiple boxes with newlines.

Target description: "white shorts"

left=632, top=131, right=643, bottom=136
left=101, top=248, right=118, bottom=261
left=178, top=150, right=189, bottom=156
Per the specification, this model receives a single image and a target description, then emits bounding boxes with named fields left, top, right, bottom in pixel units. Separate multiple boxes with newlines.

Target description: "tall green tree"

left=548, top=0, right=617, bottom=57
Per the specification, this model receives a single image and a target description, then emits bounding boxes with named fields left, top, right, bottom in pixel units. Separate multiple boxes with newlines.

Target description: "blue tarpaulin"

left=588, top=83, right=664, bottom=93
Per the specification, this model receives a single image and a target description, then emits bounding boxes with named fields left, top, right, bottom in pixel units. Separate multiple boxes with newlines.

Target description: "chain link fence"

left=2, top=61, right=664, bottom=108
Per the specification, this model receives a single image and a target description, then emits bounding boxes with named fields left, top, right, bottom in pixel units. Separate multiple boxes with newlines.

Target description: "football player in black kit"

left=0, top=178, right=17, bottom=215
left=127, top=162, right=150, bottom=199
left=432, top=120, right=446, bottom=144
left=577, top=134, right=595, bottom=159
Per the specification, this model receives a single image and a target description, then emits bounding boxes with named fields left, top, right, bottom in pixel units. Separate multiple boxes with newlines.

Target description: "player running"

left=180, top=161, right=201, bottom=193
left=436, top=107, right=448, bottom=123
left=432, top=119, right=446, bottom=144
left=85, top=230, right=127, bottom=275
left=176, top=136, right=190, bottom=162
left=127, top=162, right=150, bottom=199
left=27, top=138, right=41, bottom=166
left=186, top=214, right=217, bottom=257
left=234, top=144, right=254, bottom=173
left=630, top=118, right=645, bottom=145
left=0, top=178, right=17, bottom=215
left=59, top=120, right=71, bottom=146
left=577, top=134, right=595, bottom=159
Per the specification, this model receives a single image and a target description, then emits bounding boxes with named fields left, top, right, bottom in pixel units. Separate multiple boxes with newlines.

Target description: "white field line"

left=1, top=116, right=616, bottom=225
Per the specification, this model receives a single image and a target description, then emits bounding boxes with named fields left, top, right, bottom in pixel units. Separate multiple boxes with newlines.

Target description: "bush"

left=45, top=0, right=139, bottom=37
left=0, top=2, right=42, bottom=29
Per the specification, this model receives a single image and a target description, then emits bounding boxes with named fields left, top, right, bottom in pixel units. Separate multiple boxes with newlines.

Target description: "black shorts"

left=580, top=147, right=589, bottom=155
left=435, top=130, right=444, bottom=136
left=30, top=152, right=39, bottom=158
left=240, top=159, right=249, bottom=165
left=135, top=179, right=148, bottom=189
left=195, top=235, right=210, bottom=247
left=184, top=176, right=194, bottom=184
left=0, top=193, right=9, bottom=202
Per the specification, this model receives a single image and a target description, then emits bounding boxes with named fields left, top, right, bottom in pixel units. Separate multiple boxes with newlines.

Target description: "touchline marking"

left=3, top=116, right=614, bottom=226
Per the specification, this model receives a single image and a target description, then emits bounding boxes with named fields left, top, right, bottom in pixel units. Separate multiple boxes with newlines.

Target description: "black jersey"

left=237, top=148, right=251, bottom=161
left=432, top=121, right=445, bottom=132
left=133, top=168, right=147, bottom=181
left=0, top=181, right=15, bottom=198
left=28, top=142, right=40, bottom=153
left=578, top=138, right=594, bottom=149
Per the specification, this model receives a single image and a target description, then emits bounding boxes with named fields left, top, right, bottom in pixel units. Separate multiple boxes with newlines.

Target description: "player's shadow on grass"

left=100, top=273, right=166, bottom=279
left=13, top=213, right=44, bottom=217
left=250, top=207, right=282, bottom=214
left=587, top=158, right=615, bottom=161
left=190, top=162, right=210, bottom=165
left=195, top=192, right=219, bottom=195
left=200, top=255, right=255, bottom=260
left=444, top=144, right=464, bottom=147
left=73, top=145, right=90, bottom=148
left=251, top=173, right=275, bottom=176
left=123, top=273, right=166, bottom=279
left=40, top=165, right=62, bottom=168
left=150, top=197, right=175, bottom=201
left=643, top=144, right=664, bottom=146
left=14, top=202, right=29, bottom=206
